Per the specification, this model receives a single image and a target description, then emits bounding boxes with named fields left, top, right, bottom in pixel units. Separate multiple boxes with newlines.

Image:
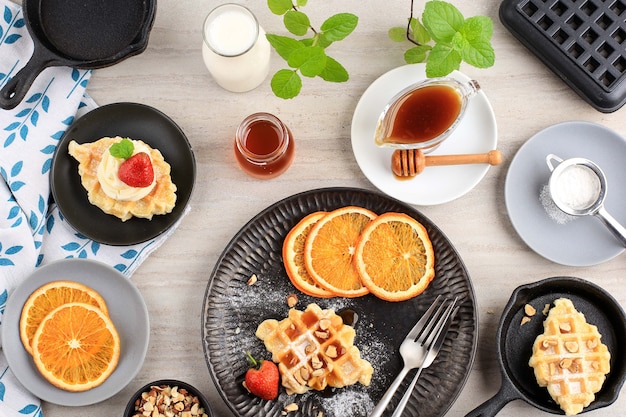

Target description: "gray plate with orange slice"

left=1, top=259, right=149, bottom=406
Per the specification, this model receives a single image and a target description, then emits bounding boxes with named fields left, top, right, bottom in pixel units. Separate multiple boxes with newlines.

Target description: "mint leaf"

left=271, top=69, right=302, bottom=99
left=287, top=46, right=327, bottom=77
left=268, top=0, right=293, bottom=15
left=109, top=138, right=134, bottom=159
left=319, top=56, right=349, bottom=82
left=284, top=10, right=310, bottom=36
left=461, top=16, right=493, bottom=41
left=410, top=17, right=431, bottom=45
left=451, top=31, right=468, bottom=52
left=266, top=2, right=356, bottom=98
left=320, top=13, right=358, bottom=42
left=422, top=1, right=464, bottom=43
left=266, top=34, right=304, bottom=61
left=425, top=43, right=461, bottom=77
left=460, top=39, right=495, bottom=68
left=405, top=45, right=432, bottom=63
left=389, top=27, right=406, bottom=42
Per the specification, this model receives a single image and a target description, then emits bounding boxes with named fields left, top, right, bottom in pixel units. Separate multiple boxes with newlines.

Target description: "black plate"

left=50, top=102, right=195, bottom=245
left=466, top=276, right=626, bottom=416
left=202, top=187, right=478, bottom=417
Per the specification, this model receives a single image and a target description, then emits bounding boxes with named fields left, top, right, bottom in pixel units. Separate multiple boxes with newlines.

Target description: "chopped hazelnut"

left=287, top=293, right=298, bottom=308
left=565, top=341, right=579, bottom=353
left=524, top=304, right=536, bottom=316
left=284, top=403, right=299, bottom=413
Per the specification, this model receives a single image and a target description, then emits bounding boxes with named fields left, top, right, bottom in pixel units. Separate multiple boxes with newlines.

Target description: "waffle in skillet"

left=529, top=298, right=610, bottom=416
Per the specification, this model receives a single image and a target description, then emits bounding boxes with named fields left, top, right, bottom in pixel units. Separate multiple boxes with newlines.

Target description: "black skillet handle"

left=464, top=380, right=520, bottom=417
left=0, top=48, right=56, bottom=110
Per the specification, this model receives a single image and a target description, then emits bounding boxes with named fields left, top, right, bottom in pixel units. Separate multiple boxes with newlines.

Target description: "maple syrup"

left=374, top=78, right=480, bottom=152
left=390, top=85, right=461, bottom=144
left=234, top=113, right=295, bottom=179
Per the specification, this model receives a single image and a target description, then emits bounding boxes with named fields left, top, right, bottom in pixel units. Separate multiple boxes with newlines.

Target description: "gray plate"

left=1, top=259, right=149, bottom=406
left=505, top=121, right=626, bottom=266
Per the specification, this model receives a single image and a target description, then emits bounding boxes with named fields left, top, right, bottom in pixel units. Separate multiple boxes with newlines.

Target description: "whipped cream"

left=97, top=139, right=156, bottom=201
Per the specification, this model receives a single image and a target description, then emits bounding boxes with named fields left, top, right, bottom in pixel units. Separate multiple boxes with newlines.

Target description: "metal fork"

left=390, top=301, right=459, bottom=417
left=368, top=295, right=458, bottom=417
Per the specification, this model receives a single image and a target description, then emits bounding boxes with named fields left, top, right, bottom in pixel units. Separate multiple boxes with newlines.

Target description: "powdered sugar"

left=540, top=184, right=576, bottom=225
left=320, top=390, right=375, bottom=417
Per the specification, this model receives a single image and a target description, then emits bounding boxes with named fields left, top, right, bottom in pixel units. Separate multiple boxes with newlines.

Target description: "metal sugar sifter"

left=546, top=154, right=626, bottom=247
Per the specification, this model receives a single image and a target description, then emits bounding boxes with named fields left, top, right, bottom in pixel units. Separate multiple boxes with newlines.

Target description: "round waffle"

left=68, top=136, right=177, bottom=221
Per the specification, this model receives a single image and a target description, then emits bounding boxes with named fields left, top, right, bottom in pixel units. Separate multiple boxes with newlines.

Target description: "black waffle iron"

left=500, top=0, right=626, bottom=113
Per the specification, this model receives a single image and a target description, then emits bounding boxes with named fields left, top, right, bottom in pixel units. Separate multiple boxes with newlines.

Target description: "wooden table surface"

left=33, top=0, right=626, bottom=416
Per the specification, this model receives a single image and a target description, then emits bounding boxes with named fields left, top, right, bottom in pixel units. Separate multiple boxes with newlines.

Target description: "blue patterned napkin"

left=0, top=1, right=186, bottom=415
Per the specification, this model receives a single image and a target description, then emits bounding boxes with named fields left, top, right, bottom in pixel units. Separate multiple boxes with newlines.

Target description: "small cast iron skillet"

left=466, top=276, right=626, bottom=416
left=0, top=0, right=156, bottom=110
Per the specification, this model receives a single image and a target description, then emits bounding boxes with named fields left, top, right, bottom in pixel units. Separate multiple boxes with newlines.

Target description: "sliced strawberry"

left=118, top=152, right=154, bottom=187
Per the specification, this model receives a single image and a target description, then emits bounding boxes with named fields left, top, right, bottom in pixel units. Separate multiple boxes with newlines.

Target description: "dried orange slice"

left=19, top=280, right=109, bottom=355
left=304, top=206, right=377, bottom=297
left=354, top=212, right=435, bottom=302
left=31, top=302, right=120, bottom=392
left=283, top=212, right=335, bottom=298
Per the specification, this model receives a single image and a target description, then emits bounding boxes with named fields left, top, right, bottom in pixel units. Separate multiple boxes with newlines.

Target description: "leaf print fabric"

left=0, top=1, right=188, bottom=416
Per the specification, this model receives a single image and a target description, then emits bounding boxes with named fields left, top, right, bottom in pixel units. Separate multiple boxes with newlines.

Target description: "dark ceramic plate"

left=50, top=102, right=195, bottom=245
left=466, top=276, right=626, bottom=416
left=201, top=187, right=478, bottom=417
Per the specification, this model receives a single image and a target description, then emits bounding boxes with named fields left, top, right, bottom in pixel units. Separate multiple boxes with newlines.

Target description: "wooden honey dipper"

left=391, top=149, right=502, bottom=177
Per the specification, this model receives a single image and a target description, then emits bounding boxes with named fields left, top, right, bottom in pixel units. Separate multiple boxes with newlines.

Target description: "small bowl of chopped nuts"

left=124, top=379, right=213, bottom=417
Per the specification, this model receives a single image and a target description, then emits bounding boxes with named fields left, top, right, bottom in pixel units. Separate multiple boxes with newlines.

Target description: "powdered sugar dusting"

left=540, top=184, right=576, bottom=225
left=321, top=390, right=375, bottom=417
left=221, top=270, right=394, bottom=416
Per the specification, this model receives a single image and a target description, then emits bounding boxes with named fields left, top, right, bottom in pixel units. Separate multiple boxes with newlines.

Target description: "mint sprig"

left=266, top=0, right=358, bottom=99
left=389, top=0, right=495, bottom=78
left=109, top=138, right=134, bottom=159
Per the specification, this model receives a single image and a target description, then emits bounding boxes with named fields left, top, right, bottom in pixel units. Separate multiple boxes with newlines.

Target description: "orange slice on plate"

left=283, top=211, right=335, bottom=298
left=31, top=302, right=120, bottom=392
left=304, top=206, right=377, bottom=297
left=354, top=212, right=435, bottom=302
left=19, top=280, right=109, bottom=355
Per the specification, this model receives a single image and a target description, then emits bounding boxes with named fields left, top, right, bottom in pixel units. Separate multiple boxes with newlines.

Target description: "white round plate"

left=505, top=121, right=626, bottom=266
left=1, top=259, right=150, bottom=406
left=351, top=64, right=498, bottom=206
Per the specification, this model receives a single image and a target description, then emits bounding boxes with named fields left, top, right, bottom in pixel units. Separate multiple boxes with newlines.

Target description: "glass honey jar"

left=234, top=112, right=295, bottom=179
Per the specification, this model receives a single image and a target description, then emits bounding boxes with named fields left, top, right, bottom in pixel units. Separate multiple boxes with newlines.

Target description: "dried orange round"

left=354, top=212, right=435, bottom=302
left=304, top=206, right=377, bottom=297
left=31, top=302, right=120, bottom=392
left=20, top=280, right=109, bottom=355
left=283, top=212, right=335, bottom=298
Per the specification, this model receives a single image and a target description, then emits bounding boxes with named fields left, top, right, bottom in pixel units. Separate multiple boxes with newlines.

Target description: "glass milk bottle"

left=202, top=3, right=271, bottom=92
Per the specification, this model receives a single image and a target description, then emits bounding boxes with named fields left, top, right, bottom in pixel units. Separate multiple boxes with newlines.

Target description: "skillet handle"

left=0, top=49, right=56, bottom=110
left=464, top=380, right=520, bottom=417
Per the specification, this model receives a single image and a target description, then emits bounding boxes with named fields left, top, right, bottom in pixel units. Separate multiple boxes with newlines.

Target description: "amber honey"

left=234, top=112, right=294, bottom=179
left=389, top=84, right=462, bottom=145
left=374, top=78, right=480, bottom=151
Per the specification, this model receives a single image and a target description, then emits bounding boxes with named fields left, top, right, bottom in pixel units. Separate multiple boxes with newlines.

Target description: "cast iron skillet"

left=0, top=0, right=156, bottom=110
left=466, top=276, right=626, bottom=416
